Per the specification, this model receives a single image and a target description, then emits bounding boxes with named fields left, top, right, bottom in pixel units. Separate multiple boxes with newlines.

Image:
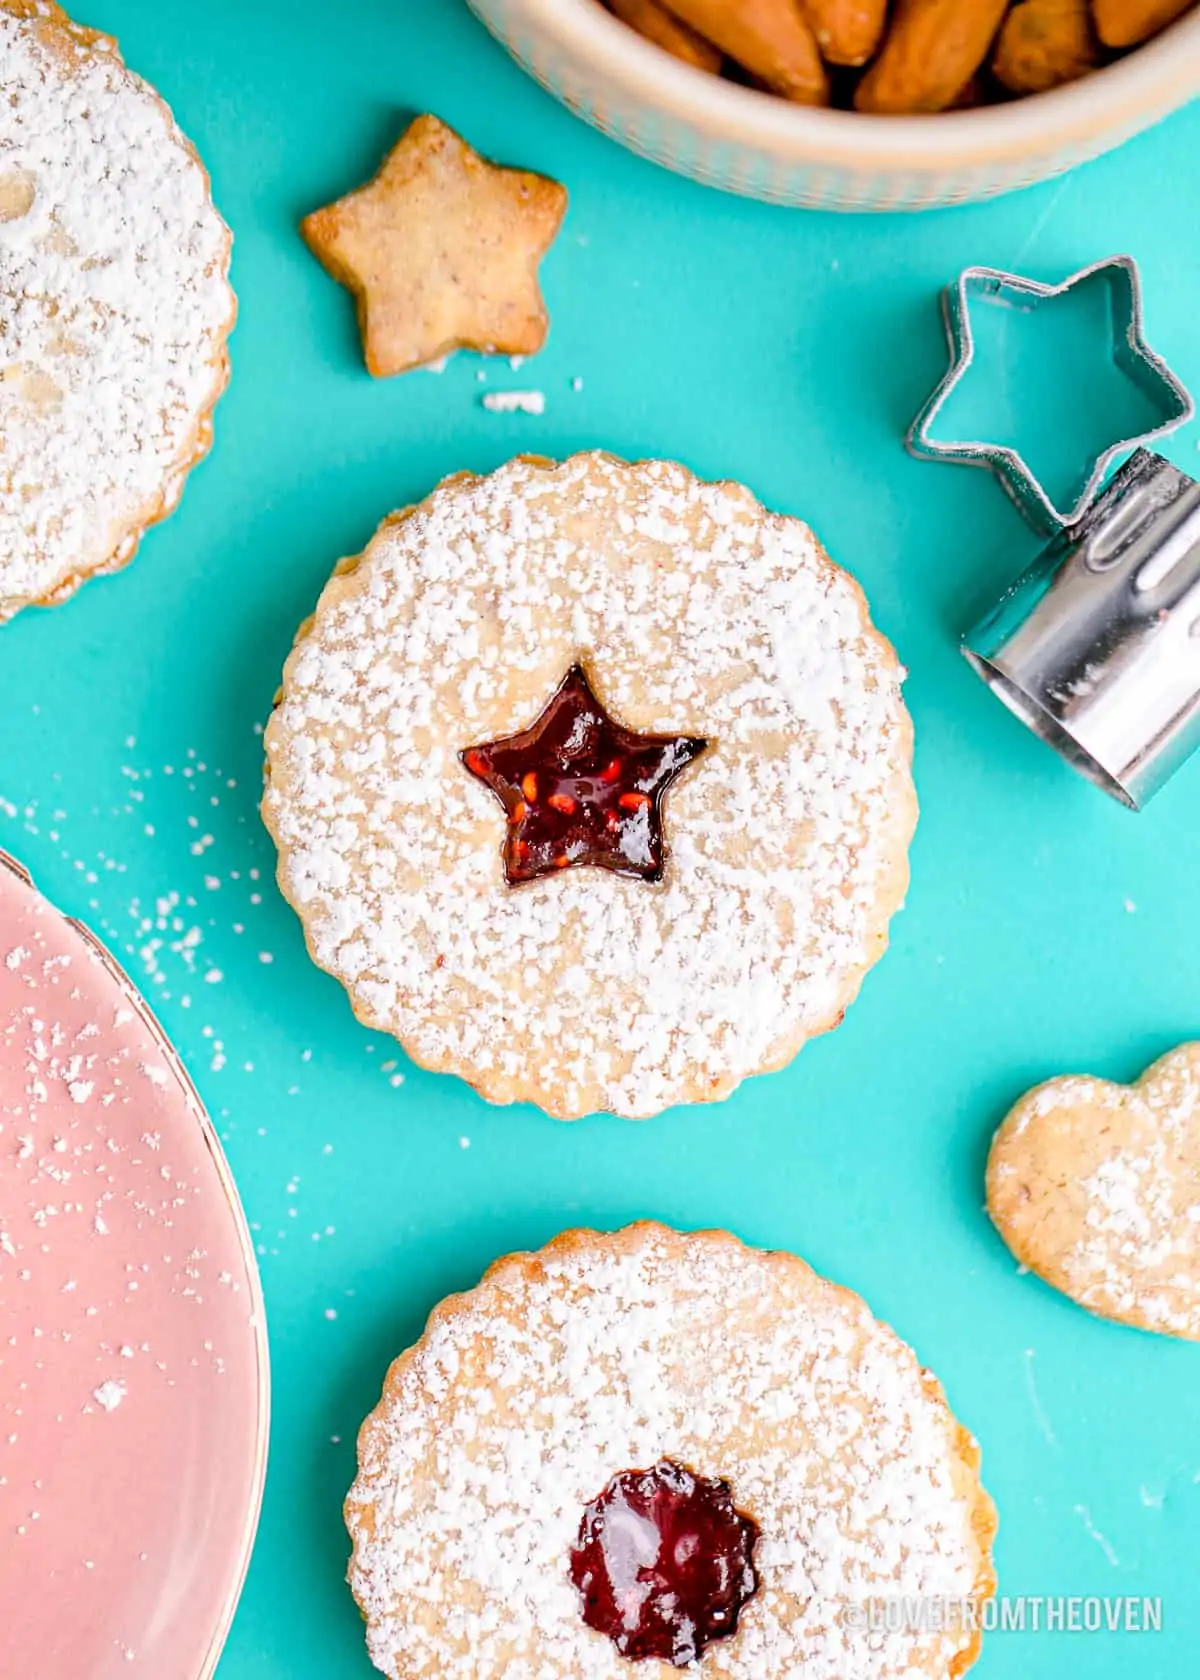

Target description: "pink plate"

left=0, top=850, right=269, bottom=1679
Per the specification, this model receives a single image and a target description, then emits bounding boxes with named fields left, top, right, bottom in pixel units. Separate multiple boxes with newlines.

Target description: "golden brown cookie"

left=987, top=1044, right=1200, bottom=1339
left=346, top=1223, right=997, bottom=1680
left=300, top=114, right=567, bottom=378
left=262, top=453, right=917, bottom=1120
left=0, top=0, right=234, bottom=621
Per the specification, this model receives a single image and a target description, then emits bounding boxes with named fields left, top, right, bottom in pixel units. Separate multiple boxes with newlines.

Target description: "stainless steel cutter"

left=909, top=255, right=1199, bottom=807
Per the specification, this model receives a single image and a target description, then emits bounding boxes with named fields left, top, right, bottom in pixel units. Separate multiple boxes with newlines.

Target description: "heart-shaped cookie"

left=987, top=1044, right=1200, bottom=1340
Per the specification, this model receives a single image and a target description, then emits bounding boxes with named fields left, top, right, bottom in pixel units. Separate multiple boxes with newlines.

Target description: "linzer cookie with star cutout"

left=345, top=1223, right=997, bottom=1680
left=262, top=452, right=916, bottom=1119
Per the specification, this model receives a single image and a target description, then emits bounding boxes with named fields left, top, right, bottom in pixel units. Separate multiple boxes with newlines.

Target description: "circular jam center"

left=568, top=1460, right=759, bottom=1666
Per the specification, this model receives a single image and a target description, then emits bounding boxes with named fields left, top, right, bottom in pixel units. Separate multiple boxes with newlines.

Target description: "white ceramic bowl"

left=468, top=0, right=1200, bottom=209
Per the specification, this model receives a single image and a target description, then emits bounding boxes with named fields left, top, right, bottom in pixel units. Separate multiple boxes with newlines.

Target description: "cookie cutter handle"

left=964, top=450, right=1200, bottom=808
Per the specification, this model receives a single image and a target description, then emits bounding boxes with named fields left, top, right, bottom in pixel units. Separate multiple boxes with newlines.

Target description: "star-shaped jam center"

left=461, top=666, right=707, bottom=886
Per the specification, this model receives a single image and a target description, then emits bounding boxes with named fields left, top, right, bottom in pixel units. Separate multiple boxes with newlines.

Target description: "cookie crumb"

left=481, top=390, right=545, bottom=416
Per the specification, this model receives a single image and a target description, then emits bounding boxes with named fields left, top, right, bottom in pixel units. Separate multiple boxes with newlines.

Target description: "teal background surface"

left=3, top=1, right=1200, bottom=1673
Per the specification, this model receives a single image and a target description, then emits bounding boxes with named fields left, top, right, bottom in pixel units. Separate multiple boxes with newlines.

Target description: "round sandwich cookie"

left=345, top=1223, right=997, bottom=1679
left=0, top=0, right=235, bottom=621
left=263, top=452, right=916, bottom=1119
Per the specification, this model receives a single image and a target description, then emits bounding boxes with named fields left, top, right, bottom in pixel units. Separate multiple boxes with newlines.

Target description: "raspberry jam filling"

left=568, top=1459, right=760, bottom=1666
left=460, top=665, right=707, bottom=886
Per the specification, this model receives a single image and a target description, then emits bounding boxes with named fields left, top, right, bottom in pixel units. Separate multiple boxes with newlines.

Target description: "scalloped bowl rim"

left=485, top=0, right=1200, bottom=170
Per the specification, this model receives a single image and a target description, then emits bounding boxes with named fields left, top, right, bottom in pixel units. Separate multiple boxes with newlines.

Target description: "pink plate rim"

left=0, top=845, right=271, bottom=1680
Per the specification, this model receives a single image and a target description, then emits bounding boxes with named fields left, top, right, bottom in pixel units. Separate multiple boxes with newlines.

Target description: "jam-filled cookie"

left=345, top=1223, right=997, bottom=1679
left=0, top=0, right=234, bottom=621
left=263, top=453, right=916, bottom=1118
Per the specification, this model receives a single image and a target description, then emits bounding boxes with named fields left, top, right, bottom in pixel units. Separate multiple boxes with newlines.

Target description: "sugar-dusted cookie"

left=987, top=1044, right=1200, bottom=1339
left=262, top=453, right=916, bottom=1119
left=301, top=114, right=567, bottom=377
left=0, top=0, right=235, bottom=622
left=346, top=1223, right=996, bottom=1679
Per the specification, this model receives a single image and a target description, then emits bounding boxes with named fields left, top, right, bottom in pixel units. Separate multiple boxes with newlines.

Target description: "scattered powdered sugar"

left=91, top=1380, right=126, bottom=1413
left=263, top=453, right=914, bottom=1118
left=0, top=5, right=234, bottom=614
left=4, top=740, right=280, bottom=1084
left=480, top=389, right=545, bottom=415
left=346, top=1225, right=991, bottom=1679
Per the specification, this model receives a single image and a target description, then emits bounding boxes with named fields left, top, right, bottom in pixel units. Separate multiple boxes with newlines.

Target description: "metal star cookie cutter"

left=963, top=449, right=1200, bottom=810
left=907, top=255, right=1195, bottom=534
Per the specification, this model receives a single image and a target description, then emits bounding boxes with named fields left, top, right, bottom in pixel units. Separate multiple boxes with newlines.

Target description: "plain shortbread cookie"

left=987, top=1043, right=1200, bottom=1339
left=300, top=113, right=566, bottom=377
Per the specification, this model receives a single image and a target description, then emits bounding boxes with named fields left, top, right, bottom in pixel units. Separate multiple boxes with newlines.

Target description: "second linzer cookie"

left=346, top=1223, right=996, bottom=1678
left=263, top=453, right=916, bottom=1119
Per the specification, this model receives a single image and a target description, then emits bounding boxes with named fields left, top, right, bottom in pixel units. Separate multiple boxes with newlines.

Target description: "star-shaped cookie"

left=301, top=114, right=567, bottom=377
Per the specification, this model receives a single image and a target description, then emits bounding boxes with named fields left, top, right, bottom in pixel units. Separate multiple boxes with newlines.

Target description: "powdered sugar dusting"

left=263, top=454, right=914, bottom=1119
left=0, top=3, right=233, bottom=615
left=1072, top=1055, right=1200, bottom=1334
left=347, top=1225, right=992, bottom=1679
